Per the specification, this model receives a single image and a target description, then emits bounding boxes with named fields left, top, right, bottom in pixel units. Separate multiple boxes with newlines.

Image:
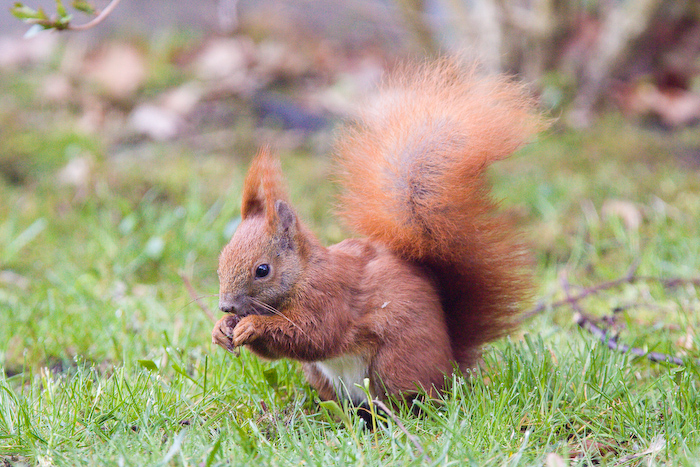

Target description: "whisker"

left=182, top=293, right=219, bottom=303
left=164, top=293, right=218, bottom=306
left=251, top=298, right=308, bottom=337
left=180, top=294, right=218, bottom=309
left=180, top=273, right=217, bottom=322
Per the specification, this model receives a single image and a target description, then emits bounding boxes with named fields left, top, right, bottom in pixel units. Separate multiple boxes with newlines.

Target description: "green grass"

left=1, top=42, right=700, bottom=466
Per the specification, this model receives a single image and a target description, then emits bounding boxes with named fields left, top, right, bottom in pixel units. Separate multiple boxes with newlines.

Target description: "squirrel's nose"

left=219, top=294, right=243, bottom=314
left=219, top=301, right=236, bottom=314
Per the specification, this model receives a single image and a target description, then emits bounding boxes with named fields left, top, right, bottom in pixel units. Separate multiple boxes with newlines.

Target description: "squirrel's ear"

left=241, top=146, right=286, bottom=220
left=274, top=200, right=297, bottom=241
left=241, top=185, right=264, bottom=219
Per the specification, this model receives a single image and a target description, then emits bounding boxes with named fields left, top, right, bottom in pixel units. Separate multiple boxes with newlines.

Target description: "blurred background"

left=1, top=4, right=699, bottom=463
left=1, top=0, right=699, bottom=371
left=3, top=0, right=700, bottom=144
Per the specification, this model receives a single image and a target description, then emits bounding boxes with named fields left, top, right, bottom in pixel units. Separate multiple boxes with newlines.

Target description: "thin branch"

left=614, top=435, right=664, bottom=465
left=69, top=0, right=122, bottom=31
left=558, top=268, right=687, bottom=366
left=573, top=312, right=685, bottom=366
left=180, top=273, right=217, bottom=322
left=371, top=399, right=430, bottom=463
left=520, top=263, right=699, bottom=323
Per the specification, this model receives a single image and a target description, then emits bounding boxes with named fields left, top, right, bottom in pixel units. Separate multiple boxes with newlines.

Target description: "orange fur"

left=212, top=59, right=545, bottom=403
left=335, top=60, right=545, bottom=366
left=241, top=146, right=288, bottom=227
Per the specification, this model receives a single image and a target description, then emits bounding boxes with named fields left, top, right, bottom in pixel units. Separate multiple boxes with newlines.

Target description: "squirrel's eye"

left=255, top=264, right=271, bottom=278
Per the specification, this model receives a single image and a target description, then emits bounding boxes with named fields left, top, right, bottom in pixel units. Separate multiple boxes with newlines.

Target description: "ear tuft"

left=240, top=146, right=288, bottom=220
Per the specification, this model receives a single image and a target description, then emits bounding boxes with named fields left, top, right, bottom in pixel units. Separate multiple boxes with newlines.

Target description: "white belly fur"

left=312, top=354, right=369, bottom=404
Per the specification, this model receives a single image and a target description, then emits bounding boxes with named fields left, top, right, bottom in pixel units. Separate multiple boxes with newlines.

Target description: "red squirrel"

left=212, top=59, right=545, bottom=404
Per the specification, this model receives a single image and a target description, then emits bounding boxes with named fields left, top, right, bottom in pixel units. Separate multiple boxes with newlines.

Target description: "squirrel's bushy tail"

left=335, top=59, right=546, bottom=367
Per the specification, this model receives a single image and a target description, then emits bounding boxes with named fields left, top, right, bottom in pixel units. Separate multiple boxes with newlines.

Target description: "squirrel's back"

left=335, top=60, right=545, bottom=367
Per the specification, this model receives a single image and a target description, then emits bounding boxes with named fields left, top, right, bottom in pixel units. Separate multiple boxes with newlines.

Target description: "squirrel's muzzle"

left=219, top=294, right=247, bottom=315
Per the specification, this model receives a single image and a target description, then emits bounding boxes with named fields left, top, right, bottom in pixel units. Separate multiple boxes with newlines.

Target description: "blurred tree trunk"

left=497, top=0, right=582, bottom=81
left=396, top=0, right=697, bottom=126
left=567, top=0, right=664, bottom=127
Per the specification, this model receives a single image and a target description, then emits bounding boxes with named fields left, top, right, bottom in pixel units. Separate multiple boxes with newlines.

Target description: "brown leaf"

left=602, top=199, right=642, bottom=230
left=57, top=154, right=94, bottom=192
left=128, top=82, right=204, bottom=141
left=677, top=326, right=695, bottom=351
left=0, top=270, right=30, bottom=289
left=41, top=73, right=73, bottom=103
left=254, top=40, right=311, bottom=81
left=129, top=104, right=183, bottom=141
left=192, top=37, right=251, bottom=81
left=0, top=34, right=58, bottom=69
left=77, top=93, right=107, bottom=134
left=569, top=437, right=620, bottom=459
left=83, top=43, right=147, bottom=100
left=160, top=83, right=203, bottom=116
left=545, top=453, right=567, bottom=467
left=620, top=82, right=700, bottom=128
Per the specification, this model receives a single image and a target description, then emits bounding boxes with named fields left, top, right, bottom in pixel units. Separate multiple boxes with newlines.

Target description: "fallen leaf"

left=545, top=452, right=566, bottom=467
left=192, top=37, right=251, bottom=81
left=160, top=82, right=203, bottom=116
left=618, top=82, right=700, bottom=128
left=602, top=199, right=642, bottom=230
left=129, top=103, right=183, bottom=141
left=254, top=39, right=311, bottom=81
left=57, top=155, right=94, bottom=200
left=677, top=326, right=695, bottom=351
left=0, top=270, right=30, bottom=289
left=83, top=43, right=147, bottom=100
left=126, top=82, right=203, bottom=141
left=0, top=34, right=58, bottom=69
left=41, top=73, right=73, bottom=103
left=77, top=93, right=107, bottom=134
left=568, top=437, right=620, bottom=459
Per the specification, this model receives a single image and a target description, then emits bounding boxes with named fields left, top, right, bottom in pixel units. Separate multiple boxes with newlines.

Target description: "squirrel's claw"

left=231, top=317, right=258, bottom=347
left=212, top=314, right=240, bottom=353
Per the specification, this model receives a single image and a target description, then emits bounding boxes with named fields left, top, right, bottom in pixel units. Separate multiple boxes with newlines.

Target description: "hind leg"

left=368, top=335, right=453, bottom=400
left=302, top=362, right=337, bottom=401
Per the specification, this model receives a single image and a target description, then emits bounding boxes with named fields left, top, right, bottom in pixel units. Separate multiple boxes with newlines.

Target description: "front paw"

left=232, top=316, right=259, bottom=347
left=212, top=314, right=240, bottom=352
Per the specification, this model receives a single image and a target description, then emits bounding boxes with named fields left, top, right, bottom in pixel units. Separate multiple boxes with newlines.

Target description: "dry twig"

left=535, top=265, right=696, bottom=366
left=521, top=263, right=700, bottom=323
left=573, top=312, right=685, bottom=366
left=69, top=0, right=123, bottom=31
